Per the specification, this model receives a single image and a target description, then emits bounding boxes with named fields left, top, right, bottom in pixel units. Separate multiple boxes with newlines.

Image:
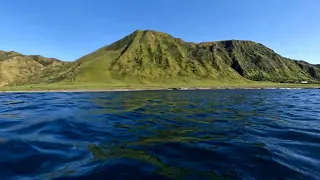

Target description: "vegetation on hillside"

left=1, top=30, right=320, bottom=88
left=0, top=50, right=68, bottom=86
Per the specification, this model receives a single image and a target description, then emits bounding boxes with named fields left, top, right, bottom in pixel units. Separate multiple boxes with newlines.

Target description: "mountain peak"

left=129, top=30, right=175, bottom=40
left=8, top=51, right=22, bottom=56
left=133, top=29, right=169, bottom=35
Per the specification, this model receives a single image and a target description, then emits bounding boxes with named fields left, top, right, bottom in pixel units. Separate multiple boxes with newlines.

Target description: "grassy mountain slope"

left=206, top=40, right=320, bottom=82
left=68, top=30, right=244, bottom=84
left=7, top=30, right=320, bottom=86
left=0, top=50, right=67, bottom=86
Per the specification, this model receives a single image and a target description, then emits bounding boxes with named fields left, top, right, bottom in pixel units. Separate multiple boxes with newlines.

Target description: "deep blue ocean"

left=0, top=89, right=319, bottom=180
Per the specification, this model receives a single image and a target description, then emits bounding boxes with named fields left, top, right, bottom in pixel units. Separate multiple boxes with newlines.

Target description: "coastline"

left=1, top=86, right=319, bottom=93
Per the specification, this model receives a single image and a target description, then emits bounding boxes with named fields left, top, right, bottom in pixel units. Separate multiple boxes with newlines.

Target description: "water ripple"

left=0, top=89, right=319, bottom=180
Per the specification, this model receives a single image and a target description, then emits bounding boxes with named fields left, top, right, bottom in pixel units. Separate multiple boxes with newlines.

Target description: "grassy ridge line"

left=15, top=30, right=320, bottom=86
left=0, top=50, right=67, bottom=86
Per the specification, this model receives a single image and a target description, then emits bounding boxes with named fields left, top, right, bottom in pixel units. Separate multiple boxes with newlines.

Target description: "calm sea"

left=0, top=90, right=319, bottom=180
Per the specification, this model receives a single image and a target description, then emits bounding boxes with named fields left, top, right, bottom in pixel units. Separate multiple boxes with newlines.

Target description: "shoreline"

left=1, top=86, right=319, bottom=93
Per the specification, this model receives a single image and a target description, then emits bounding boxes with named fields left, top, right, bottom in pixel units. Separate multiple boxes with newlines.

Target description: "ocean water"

left=0, top=89, right=319, bottom=180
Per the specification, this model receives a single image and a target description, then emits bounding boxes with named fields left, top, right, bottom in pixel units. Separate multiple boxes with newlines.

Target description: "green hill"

left=0, top=50, right=68, bottom=86
left=3, top=30, right=320, bottom=88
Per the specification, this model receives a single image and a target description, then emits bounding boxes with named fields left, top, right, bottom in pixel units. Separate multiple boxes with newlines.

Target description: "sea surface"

left=0, top=89, right=319, bottom=180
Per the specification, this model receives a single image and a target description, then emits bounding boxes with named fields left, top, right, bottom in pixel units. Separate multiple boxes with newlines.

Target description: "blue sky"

left=0, top=0, right=319, bottom=63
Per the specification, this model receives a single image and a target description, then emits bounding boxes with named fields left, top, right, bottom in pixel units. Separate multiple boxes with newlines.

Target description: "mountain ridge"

left=2, top=30, right=320, bottom=86
left=0, top=50, right=68, bottom=86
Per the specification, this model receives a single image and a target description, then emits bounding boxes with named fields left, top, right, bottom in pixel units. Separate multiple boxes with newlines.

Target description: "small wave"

left=0, top=90, right=319, bottom=179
